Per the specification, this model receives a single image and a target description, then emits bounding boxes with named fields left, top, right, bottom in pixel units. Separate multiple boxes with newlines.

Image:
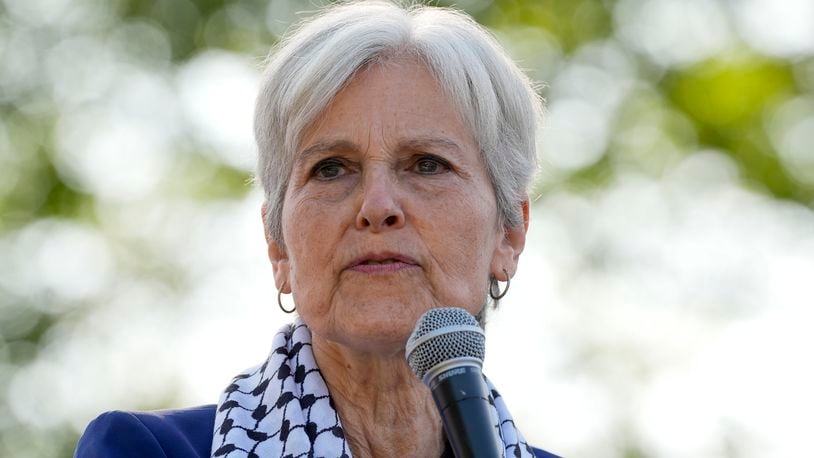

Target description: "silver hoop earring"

left=277, top=288, right=295, bottom=314
left=489, top=269, right=511, bottom=301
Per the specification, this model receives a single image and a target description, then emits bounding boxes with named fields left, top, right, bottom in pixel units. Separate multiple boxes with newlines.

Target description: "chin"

left=330, top=300, right=428, bottom=355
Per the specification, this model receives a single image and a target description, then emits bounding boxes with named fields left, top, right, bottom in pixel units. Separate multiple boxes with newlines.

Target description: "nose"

left=355, top=171, right=405, bottom=232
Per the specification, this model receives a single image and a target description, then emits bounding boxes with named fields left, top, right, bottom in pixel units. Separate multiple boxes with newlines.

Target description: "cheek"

left=282, top=198, right=346, bottom=300
left=415, top=187, right=500, bottom=279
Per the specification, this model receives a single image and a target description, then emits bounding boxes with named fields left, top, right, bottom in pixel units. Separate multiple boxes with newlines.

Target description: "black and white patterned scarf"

left=211, top=319, right=535, bottom=458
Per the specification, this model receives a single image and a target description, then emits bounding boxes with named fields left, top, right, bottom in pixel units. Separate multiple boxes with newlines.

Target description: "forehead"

left=297, top=58, right=477, bottom=156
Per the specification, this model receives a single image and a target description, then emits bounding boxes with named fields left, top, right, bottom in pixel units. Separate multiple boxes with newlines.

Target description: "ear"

left=490, top=197, right=529, bottom=281
left=261, top=203, right=291, bottom=293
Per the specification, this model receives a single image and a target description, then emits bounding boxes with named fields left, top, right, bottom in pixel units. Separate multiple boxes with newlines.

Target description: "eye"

left=311, top=158, right=347, bottom=180
left=412, top=155, right=450, bottom=175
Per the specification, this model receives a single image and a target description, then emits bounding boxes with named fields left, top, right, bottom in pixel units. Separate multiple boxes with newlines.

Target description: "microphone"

left=405, top=307, right=503, bottom=458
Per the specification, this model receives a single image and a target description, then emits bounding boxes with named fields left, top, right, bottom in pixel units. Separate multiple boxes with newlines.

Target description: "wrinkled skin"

left=265, top=58, right=527, bottom=353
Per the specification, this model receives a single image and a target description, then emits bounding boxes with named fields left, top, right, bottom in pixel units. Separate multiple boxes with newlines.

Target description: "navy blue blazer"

left=75, top=405, right=560, bottom=457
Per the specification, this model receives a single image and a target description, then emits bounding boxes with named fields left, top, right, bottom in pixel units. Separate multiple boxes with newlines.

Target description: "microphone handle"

left=430, top=366, right=503, bottom=458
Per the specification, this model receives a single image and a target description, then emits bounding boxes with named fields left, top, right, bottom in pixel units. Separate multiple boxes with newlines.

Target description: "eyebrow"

left=400, top=137, right=463, bottom=155
left=296, top=140, right=358, bottom=165
left=296, top=137, right=464, bottom=164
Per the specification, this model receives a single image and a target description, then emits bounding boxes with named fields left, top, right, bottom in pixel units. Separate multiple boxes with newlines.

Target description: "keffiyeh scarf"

left=211, top=319, right=535, bottom=458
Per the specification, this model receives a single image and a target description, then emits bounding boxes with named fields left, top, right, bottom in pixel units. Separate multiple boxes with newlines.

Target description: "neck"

left=312, top=335, right=445, bottom=458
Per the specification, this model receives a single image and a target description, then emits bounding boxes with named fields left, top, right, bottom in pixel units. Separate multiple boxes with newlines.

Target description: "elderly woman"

left=76, top=1, right=555, bottom=457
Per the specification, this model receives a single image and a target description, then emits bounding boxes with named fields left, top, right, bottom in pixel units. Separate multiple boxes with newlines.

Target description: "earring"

left=489, top=268, right=511, bottom=301
left=277, top=288, right=296, bottom=314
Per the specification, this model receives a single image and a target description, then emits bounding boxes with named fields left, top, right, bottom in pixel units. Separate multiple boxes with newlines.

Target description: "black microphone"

left=405, top=307, right=503, bottom=458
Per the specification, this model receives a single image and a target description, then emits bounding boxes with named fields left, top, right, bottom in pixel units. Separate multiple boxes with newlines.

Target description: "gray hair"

left=255, top=0, right=543, bottom=244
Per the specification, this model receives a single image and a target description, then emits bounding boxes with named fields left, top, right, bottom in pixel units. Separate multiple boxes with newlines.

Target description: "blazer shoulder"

left=532, top=446, right=562, bottom=458
left=75, top=405, right=217, bottom=458
left=75, top=410, right=165, bottom=458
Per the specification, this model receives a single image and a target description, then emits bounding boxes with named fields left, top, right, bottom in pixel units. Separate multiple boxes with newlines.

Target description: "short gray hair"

left=255, top=0, right=543, bottom=244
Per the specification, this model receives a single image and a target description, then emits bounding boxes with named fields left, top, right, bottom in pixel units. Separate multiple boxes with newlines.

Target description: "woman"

left=76, top=1, right=555, bottom=457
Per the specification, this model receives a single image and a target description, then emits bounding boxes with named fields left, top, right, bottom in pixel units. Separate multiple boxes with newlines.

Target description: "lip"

left=347, top=252, right=420, bottom=274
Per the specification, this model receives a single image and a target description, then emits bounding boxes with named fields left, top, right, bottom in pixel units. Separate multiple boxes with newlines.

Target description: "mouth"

left=348, top=252, right=419, bottom=273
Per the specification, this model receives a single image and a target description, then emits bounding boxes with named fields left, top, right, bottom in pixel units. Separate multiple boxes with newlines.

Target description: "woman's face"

left=266, top=59, right=527, bottom=354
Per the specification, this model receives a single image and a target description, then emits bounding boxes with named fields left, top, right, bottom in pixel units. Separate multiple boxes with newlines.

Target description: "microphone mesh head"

left=405, top=307, right=485, bottom=381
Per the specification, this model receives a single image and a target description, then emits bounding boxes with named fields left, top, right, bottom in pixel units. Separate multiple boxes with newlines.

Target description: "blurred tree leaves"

left=665, top=56, right=808, bottom=201
left=670, top=57, right=793, bottom=127
left=483, top=0, right=613, bottom=52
